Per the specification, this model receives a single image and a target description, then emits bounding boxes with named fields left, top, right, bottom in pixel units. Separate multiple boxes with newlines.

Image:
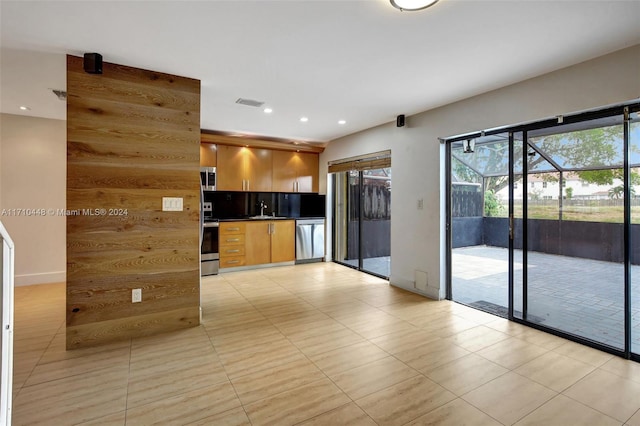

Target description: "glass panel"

left=451, top=133, right=510, bottom=317
left=631, top=117, right=640, bottom=356
left=526, top=118, right=625, bottom=349
left=333, top=172, right=357, bottom=267
left=361, top=168, right=391, bottom=278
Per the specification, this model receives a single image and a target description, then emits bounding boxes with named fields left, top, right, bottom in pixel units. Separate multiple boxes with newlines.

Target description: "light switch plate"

left=162, top=197, right=183, bottom=211
left=132, top=288, right=142, bottom=303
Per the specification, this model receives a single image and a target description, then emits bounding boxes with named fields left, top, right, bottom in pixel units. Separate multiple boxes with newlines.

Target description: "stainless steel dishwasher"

left=295, top=219, right=325, bottom=263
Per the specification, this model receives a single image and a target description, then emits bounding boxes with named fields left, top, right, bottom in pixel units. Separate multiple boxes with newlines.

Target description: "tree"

left=565, top=187, right=573, bottom=199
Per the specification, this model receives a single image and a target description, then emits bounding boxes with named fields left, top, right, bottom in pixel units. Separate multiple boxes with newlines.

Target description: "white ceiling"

left=1, top=0, right=639, bottom=143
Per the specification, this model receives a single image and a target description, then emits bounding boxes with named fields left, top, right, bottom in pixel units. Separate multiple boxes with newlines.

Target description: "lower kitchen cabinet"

left=245, top=220, right=295, bottom=266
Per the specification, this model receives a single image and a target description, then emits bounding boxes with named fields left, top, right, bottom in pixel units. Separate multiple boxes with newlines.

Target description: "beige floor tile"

left=13, top=377, right=127, bottom=426
left=424, top=353, right=508, bottom=396
left=291, top=327, right=365, bottom=356
left=218, top=339, right=307, bottom=379
left=395, top=338, right=470, bottom=372
left=405, top=398, right=503, bottom=426
left=370, top=329, right=439, bottom=354
left=211, top=326, right=288, bottom=355
left=553, top=340, right=614, bottom=367
left=307, top=340, right=389, bottom=376
left=515, top=327, right=568, bottom=350
left=514, top=394, right=620, bottom=426
left=231, top=358, right=325, bottom=405
left=24, top=345, right=130, bottom=387
left=244, top=378, right=350, bottom=426
left=563, top=369, right=640, bottom=422
left=445, top=325, right=510, bottom=352
left=284, top=317, right=348, bottom=340
left=414, top=314, right=479, bottom=337
left=514, top=351, right=595, bottom=392
left=356, top=375, right=456, bottom=426
left=600, top=356, right=640, bottom=384
left=185, top=406, right=251, bottom=426
left=299, top=402, right=377, bottom=426
left=126, top=381, right=241, bottom=426
left=462, top=372, right=557, bottom=425
left=75, top=411, right=126, bottom=426
left=477, top=336, right=549, bottom=369
left=127, top=357, right=229, bottom=408
left=627, top=409, right=640, bottom=426
left=484, top=317, right=529, bottom=337
left=330, top=356, right=419, bottom=400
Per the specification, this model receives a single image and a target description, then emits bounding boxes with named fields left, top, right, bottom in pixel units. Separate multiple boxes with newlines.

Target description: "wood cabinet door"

left=272, top=151, right=297, bottom=192
left=245, top=221, right=271, bottom=265
left=296, top=152, right=319, bottom=193
left=200, top=143, right=217, bottom=167
left=245, top=148, right=272, bottom=192
left=217, top=145, right=245, bottom=191
left=271, top=220, right=295, bottom=263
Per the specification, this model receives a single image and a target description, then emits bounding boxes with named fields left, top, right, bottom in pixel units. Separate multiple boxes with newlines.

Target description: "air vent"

left=51, top=89, right=67, bottom=101
left=235, top=98, right=264, bottom=108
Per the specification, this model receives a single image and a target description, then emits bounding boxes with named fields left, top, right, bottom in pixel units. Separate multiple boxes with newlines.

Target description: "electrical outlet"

left=162, top=197, right=183, bottom=211
left=132, top=288, right=142, bottom=303
left=417, top=199, right=424, bottom=210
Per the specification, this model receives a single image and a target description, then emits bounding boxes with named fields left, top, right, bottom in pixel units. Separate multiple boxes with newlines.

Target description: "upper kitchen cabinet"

left=217, top=145, right=272, bottom=191
left=200, top=143, right=217, bottom=167
left=272, top=151, right=319, bottom=193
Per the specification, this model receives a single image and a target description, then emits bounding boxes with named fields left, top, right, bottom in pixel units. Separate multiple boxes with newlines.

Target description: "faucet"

left=260, top=200, right=267, bottom=216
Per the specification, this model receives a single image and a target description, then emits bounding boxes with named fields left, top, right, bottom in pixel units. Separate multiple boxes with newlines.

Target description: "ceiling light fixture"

left=338, top=120, right=346, bottom=125
left=300, top=117, right=309, bottom=123
left=19, top=106, right=31, bottom=111
left=390, top=0, right=439, bottom=11
left=263, top=108, right=273, bottom=114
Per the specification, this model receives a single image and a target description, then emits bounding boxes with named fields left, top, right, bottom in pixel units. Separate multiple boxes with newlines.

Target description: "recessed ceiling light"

left=300, top=117, right=309, bottom=123
left=338, top=120, right=346, bottom=125
left=264, top=108, right=273, bottom=114
left=19, top=106, right=31, bottom=111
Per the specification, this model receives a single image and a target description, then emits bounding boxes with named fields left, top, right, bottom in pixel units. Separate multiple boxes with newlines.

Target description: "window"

left=543, top=182, right=548, bottom=188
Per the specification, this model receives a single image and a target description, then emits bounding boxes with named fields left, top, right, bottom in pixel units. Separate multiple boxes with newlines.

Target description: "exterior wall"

left=320, top=44, right=640, bottom=300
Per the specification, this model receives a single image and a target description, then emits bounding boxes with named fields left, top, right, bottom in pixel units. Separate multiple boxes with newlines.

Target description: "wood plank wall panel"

left=66, top=55, right=201, bottom=349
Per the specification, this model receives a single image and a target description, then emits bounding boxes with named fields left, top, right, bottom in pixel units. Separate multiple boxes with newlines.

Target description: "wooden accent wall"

left=66, top=55, right=201, bottom=349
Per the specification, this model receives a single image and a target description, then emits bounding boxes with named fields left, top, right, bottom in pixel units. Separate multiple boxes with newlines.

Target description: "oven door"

left=201, top=222, right=219, bottom=276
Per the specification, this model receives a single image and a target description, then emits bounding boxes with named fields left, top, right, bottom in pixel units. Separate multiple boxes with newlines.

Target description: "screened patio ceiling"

left=451, top=115, right=640, bottom=179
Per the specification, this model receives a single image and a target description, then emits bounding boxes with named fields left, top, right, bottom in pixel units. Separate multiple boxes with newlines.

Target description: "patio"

left=453, top=245, right=640, bottom=350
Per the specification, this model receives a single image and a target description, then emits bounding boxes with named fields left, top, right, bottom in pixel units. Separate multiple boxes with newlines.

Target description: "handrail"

left=0, top=220, right=14, bottom=426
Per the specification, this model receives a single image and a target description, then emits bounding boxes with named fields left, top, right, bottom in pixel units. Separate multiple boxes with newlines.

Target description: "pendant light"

left=390, top=0, right=439, bottom=11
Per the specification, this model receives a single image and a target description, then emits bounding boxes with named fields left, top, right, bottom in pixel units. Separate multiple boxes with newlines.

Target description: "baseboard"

left=389, top=275, right=441, bottom=300
left=15, top=271, right=66, bottom=286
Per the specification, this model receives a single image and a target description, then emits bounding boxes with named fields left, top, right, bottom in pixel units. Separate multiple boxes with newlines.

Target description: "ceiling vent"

left=235, top=98, right=264, bottom=108
left=51, top=89, right=67, bottom=101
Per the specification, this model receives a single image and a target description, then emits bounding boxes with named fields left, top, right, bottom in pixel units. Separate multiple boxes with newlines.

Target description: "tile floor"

left=11, top=262, right=640, bottom=425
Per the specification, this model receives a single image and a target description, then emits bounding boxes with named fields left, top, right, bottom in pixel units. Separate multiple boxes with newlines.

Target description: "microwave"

left=200, top=167, right=216, bottom=191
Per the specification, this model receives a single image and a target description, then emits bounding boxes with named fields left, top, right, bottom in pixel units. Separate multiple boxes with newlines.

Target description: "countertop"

left=214, top=216, right=325, bottom=222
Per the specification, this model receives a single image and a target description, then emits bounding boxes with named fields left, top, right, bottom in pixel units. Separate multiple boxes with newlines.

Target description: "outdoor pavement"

left=453, top=245, right=640, bottom=350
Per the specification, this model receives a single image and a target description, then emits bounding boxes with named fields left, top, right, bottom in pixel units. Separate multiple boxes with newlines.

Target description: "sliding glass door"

left=333, top=161, right=391, bottom=279
left=447, top=102, right=640, bottom=359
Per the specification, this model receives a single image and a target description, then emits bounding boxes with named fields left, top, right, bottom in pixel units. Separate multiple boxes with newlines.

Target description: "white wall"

left=320, top=44, right=640, bottom=300
left=0, top=114, right=66, bottom=285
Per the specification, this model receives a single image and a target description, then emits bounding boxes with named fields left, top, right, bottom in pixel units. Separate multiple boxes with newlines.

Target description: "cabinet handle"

left=296, top=181, right=299, bottom=192
left=226, top=238, right=240, bottom=242
left=226, top=260, right=240, bottom=264
left=247, top=180, right=250, bottom=191
left=226, top=249, right=240, bottom=253
left=227, top=227, right=240, bottom=231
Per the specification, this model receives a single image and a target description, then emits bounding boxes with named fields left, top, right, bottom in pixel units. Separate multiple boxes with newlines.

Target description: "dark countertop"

left=214, top=216, right=325, bottom=222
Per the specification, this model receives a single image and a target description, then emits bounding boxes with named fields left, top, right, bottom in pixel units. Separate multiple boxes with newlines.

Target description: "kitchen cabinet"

left=245, top=220, right=295, bottom=266
left=200, top=143, right=217, bottom=167
left=217, top=145, right=272, bottom=191
left=272, top=151, right=319, bottom=193
left=219, top=222, right=246, bottom=268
